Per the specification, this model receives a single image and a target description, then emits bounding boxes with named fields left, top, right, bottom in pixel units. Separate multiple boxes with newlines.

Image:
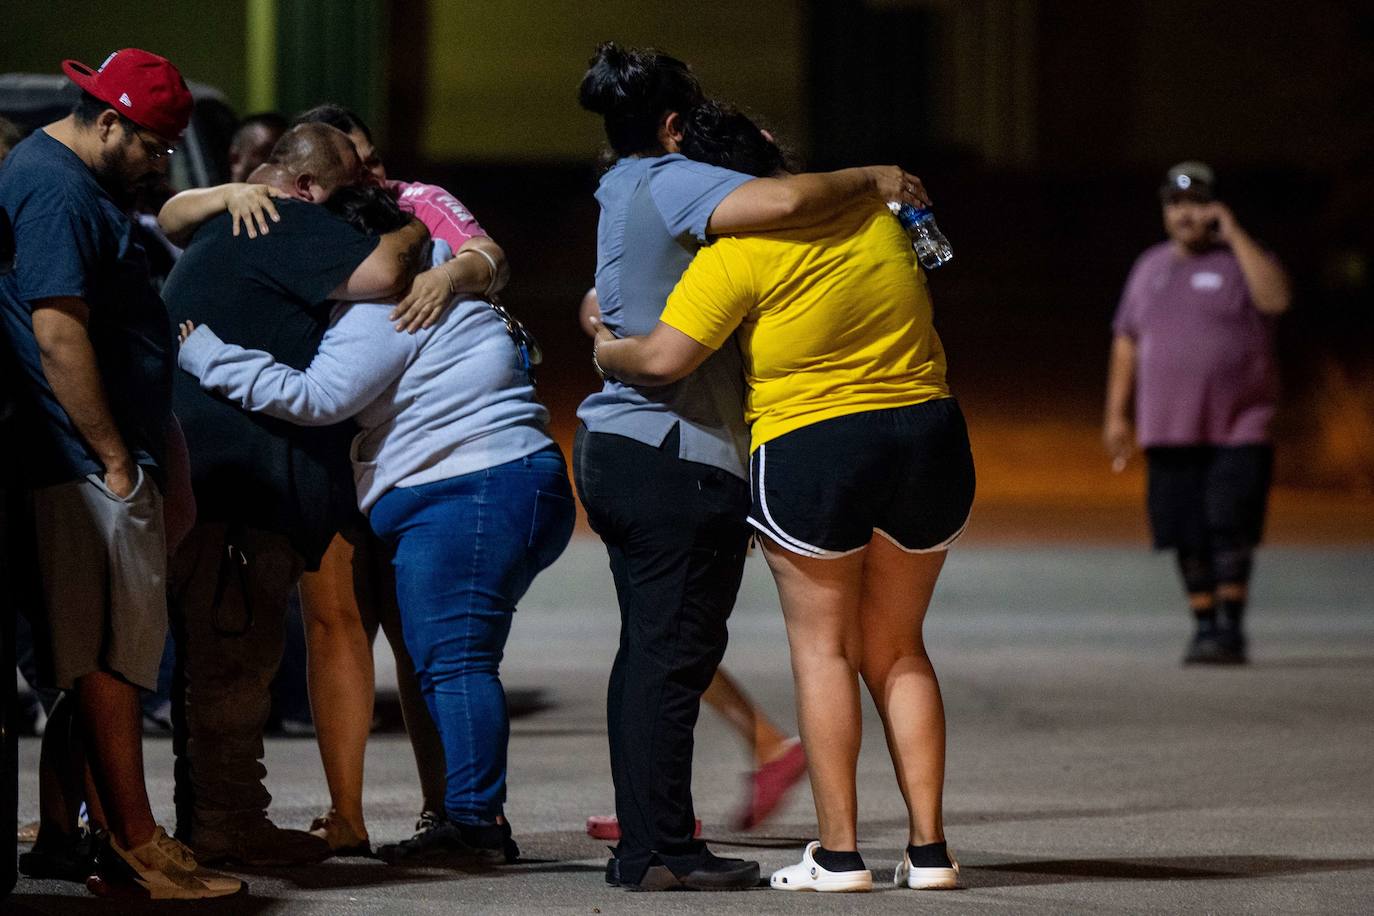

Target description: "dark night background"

left=5, top=0, right=1372, bottom=539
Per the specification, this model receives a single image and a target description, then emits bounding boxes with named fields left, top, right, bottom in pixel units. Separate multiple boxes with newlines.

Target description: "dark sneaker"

left=88, top=826, right=242, bottom=900
left=18, top=829, right=96, bottom=882
left=377, top=817, right=518, bottom=866
left=605, top=855, right=620, bottom=886
left=1216, top=621, right=1249, bottom=663
left=414, top=809, right=443, bottom=835
left=622, top=851, right=760, bottom=892
left=189, top=817, right=332, bottom=866
left=1183, top=629, right=1243, bottom=665
left=456, top=820, right=519, bottom=865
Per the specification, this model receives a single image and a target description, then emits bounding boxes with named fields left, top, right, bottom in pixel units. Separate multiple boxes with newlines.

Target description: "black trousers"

left=574, top=424, right=751, bottom=883
left=1145, top=445, right=1273, bottom=551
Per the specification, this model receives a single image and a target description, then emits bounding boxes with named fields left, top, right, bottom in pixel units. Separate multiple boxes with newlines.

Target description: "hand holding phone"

left=1198, top=202, right=1236, bottom=244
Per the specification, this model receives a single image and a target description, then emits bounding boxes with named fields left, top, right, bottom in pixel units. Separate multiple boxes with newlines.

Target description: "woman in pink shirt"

left=289, top=104, right=513, bottom=855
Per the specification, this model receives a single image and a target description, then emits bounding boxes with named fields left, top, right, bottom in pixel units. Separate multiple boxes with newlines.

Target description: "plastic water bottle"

left=888, top=202, right=953, bottom=269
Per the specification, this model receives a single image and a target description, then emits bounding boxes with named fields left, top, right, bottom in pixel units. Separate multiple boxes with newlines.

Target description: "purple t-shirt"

left=1113, top=242, right=1278, bottom=447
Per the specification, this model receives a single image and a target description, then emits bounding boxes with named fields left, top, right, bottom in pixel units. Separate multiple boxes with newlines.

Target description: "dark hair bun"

left=578, top=42, right=642, bottom=115
left=578, top=41, right=704, bottom=156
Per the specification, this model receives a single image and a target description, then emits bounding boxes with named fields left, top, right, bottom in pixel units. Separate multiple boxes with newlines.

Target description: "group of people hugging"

left=9, top=40, right=972, bottom=898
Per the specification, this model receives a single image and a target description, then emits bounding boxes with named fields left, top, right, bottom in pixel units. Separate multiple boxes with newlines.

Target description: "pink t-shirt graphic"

left=386, top=180, right=486, bottom=251
left=1113, top=242, right=1278, bottom=448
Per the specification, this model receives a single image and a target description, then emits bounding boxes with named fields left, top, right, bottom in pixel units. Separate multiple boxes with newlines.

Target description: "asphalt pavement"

left=8, top=539, right=1374, bottom=914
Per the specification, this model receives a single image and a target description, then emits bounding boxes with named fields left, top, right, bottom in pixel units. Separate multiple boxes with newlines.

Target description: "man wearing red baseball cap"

left=0, top=50, right=240, bottom=898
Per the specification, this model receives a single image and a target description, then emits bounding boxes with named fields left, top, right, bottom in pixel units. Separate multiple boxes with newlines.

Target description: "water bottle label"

left=889, top=202, right=933, bottom=228
left=889, top=202, right=952, bottom=268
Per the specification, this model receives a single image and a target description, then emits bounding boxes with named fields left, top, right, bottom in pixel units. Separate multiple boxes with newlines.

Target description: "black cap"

left=1160, top=161, right=1215, bottom=201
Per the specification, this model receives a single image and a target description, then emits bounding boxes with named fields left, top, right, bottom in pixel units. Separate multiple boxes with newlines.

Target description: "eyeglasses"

left=488, top=298, right=543, bottom=374
left=131, top=127, right=176, bottom=162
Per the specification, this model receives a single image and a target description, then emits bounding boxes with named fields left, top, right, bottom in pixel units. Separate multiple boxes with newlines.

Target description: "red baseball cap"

left=62, top=49, right=193, bottom=142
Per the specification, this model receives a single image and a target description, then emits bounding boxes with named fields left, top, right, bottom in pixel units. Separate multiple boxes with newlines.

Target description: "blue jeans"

left=369, top=446, right=575, bottom=825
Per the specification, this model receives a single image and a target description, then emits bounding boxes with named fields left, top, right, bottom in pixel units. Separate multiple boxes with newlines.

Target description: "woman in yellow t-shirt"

left=593, top=102, right=975, bottom=894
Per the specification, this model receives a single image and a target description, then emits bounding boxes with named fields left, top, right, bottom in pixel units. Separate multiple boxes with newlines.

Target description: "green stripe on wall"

left=246, top=0, right=278, bottom=112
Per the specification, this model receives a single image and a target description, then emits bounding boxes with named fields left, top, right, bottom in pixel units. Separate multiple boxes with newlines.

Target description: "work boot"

left=188, top=816, right=331, bottom=866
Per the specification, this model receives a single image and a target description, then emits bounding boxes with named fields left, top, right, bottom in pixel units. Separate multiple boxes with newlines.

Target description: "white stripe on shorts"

left=750, top=443, right=864, bottom=559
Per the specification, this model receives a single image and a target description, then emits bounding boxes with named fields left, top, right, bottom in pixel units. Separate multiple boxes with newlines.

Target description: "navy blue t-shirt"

left=0, top=129, right=173, bottom=487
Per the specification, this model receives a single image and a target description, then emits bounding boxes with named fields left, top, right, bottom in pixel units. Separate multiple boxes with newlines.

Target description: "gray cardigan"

left=178, top=246, right=552, bottom=513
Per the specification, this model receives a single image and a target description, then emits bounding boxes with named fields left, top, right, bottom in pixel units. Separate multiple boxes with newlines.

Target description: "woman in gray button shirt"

left=574, top=41, right=930, bottom=892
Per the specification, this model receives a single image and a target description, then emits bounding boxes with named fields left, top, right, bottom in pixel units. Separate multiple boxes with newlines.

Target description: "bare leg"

left=761, top=537, right=866, bottom=851
left=856, top=537, right=947, bottom=846
left=702, top=668, right=790, bottom=767
left=75, top=670, right=156, bottom=849
left=1188, top=592, right=1216, bottom=613
left=299, top=535, right=374, bottom=842
left=1216, top=583, right=1246, bottom=603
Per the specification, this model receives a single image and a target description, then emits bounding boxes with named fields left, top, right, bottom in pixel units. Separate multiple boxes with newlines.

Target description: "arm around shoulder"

left=706, top=165, right=929, bottom=235
left=158, top=186, right=231, bottom=247
left=331, top=217, right=430, bottom=301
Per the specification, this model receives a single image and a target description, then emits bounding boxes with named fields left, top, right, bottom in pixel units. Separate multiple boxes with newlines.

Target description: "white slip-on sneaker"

left=894, top=847, right=960, bottom=889
left=94, top=826, right=243, bottom=899
left=770, top=841, right=873, bottom=892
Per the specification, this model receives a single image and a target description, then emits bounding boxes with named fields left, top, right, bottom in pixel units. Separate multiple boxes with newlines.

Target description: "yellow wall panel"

left=421, top=0, right=807, bottom=163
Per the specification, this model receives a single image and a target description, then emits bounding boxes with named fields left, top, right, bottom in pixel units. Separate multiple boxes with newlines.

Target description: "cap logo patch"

left=118, top=92, right=132, bottom=107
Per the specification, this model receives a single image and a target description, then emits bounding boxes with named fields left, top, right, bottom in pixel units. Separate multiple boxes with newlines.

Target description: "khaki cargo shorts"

left=30, top=465, right=168, bottom=691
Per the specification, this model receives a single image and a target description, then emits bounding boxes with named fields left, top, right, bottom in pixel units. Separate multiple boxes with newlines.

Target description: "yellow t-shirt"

left=661, top=204, right=949, bottom=451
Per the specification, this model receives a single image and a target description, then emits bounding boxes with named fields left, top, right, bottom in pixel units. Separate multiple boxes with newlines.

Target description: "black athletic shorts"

left=748, top=398, right=975, bottom=558
left=1145, top=445, right=1273, bottom=551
